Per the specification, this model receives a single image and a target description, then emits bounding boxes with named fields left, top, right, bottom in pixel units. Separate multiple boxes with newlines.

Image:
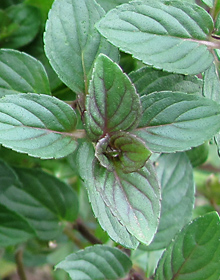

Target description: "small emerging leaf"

left=0, top=93, right=78, bottom=158
left=85, top=54, right=141, bottom=141
left=155, top=212, right=220, bottom=280
left=97, top=0, right=214, bottom=74
left=56, top=245, right=132, bottom=280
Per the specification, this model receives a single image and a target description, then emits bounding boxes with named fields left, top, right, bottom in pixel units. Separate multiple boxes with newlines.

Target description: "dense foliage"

left=0, top=0, right=220, bottom=279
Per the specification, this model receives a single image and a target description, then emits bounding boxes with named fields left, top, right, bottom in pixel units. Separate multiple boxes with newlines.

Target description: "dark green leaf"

left=77, top=141, right=139, bottom=249
left=56, top=245, right=132, bottom=280
left=0, top=0, right=23, bottom=9
left=0, top=49, right=50, bottom=97
left=96, top=132, right=151, bottom=173
left=92, top=157, right=161, bottom=244
left=0, top=93, right=78, bottom=158
left=0, top=204, right=35, bottom=247
left=44, top=0, right=119, bottom=94
left=186, top=142, right=209, bottom=167
left=2, top=3, right=41, bottom=48
left=0, top=163, right=78, bottom=240
left=135, top=91, right=220, bottom=153
left=147, top=153, right=195, bottom=250
left=96, top=0, right=214, bottom=75
left=155, top=212, right=220, bottom=280
left=85, top=54, right=141, bottom=141
left=129, top=67, right=203, bottom=96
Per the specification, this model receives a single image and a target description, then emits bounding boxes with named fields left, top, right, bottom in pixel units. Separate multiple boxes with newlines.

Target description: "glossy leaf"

left=155, top=212, right=220, bottom=280
left=0, top=93, right=78, bottom=158
left=0, top=164, right=78, bottom=240
left=129, top=67, right=203, bottom=96
left=85, top=54, right=141, bottom=141
left=96, top=0, right=214, bottom=75
left=92, top=157, right=161, bottom=244
left=135, top=91, right=220, bottom=153
left=147, top=153, right=195, bottom=250
left=56, top=245, right=132, bottom=280
left=0, top=49, right=50, bottom=97
left=2, top=3, right=41, bottom=48
left=0, top=204, right=35, bottom=247
left=44, top=0, right=119, bottom=94
left=77, top=141, right=139, bottom=249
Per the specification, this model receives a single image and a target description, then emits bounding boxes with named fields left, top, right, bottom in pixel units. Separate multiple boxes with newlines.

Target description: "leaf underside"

left=96, top=0, right=214, bottom=74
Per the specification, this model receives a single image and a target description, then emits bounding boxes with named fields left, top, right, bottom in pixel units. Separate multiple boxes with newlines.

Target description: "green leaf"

left=85, top=54, right=141, bottom=141
left=0, top=93, right=78, bottom=158
left=129, top=67, right=203, bottom=96
left=155, top=212, right=220, bottom=280
left=44, top=0, right=119, bottom=94
left=0, top=204, right=35, bottom=247
left=96, top=0, right=214, bottom=75
left=135, top=91, right=220, bottom=153
left=96, top=0, right=130, bottom=12
left=203, top=62, right=220, bottom=103
left=96, top=132, right=151, bottom=173
left=0, top=163, right=78, bottom=240
left=147, top=153, right=195, bottom=250
left=0, top=49, right=50, bottom=97
left=0, top=0, right=23, bottom=9
left=186, top=142, right=209, bottom=167
left=201, top=0, right=214, bottom=8
left=92, top=157, right=161, bottom=244
left=77, top=141, right=139, bottom=249
left=56, top=245, right=132, bottom=280
left=2, top=3, right=41, bottom=48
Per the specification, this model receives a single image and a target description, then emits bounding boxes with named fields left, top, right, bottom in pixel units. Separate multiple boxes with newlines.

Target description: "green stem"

left=210, top=0, right=218, bottom=20
left=15, top=249, right=27, bottom=280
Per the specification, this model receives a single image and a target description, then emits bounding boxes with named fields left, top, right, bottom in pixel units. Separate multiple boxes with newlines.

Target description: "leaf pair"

left=0, top=159, right=78, bottom=246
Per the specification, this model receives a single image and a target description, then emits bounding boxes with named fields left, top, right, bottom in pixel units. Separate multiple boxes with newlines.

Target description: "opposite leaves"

left=0, top=93, right=79, bottom=158
left=97, top=0, right=215, bottom=74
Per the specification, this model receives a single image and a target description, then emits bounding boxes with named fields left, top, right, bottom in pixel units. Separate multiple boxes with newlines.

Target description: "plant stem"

left=74, top=219, right=103, bottom=245
left=63, top=224, right=84, bottom=248
left=15, top=249, right=27, bottom=280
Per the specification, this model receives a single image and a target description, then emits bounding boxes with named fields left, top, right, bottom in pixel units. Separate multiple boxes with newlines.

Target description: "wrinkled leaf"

left=0, top=49, right=50, bottom=97
left=147, top=153, right=195, bottom=250
left=0, top=93, right=78, bottom=158
left=77, top=141, right=139, bottom=249
left=135, top=91, right=220, bottom=153
left=85, top=54, right=141, bottom=141
left=129, top=67, right=203, bottom=96
left=97, top=0, right=214, bottom=74
left=56, top=245, right=132, bottom=280
left=155, top=212, right=220, bottom=280
left=44, top=0, right=119, bottom=94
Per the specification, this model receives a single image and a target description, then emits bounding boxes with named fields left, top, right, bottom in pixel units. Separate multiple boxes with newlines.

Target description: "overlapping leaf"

left=147, top=153, right=194, bottom=250
left=0, top=49, right=50, bottom=97
left=44, top=0, right=119, bottom=94
left=0, top=93, right=78, bottom=158
left=96, top=0, right=214, bottom=74
left=0, top=160, right=78, bottom=240
left=135, top=91, right=220, bottom=152
left=96, top=0, right=130, bottom=12
left=2, top=3, right=41, bottom=49
left=85, top=54, right=141, bottom=141
left=93, top=158, right=161, bottom=244
left=129, top=67, right=203, bottom=96
left=77, top=141, right=139, bottom=249
left=155, top=212, right=220, bottom=280
left=56, top=245, right=132, bottom=280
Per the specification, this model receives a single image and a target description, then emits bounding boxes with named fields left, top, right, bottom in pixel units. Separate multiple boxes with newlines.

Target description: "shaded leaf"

left=92, top=157, right=161, bottom=244
left=77, top=141, right=139, bottom=249
left=129, top=67, right=203, bottom=96
left=0, top=49, right=50, bottom=97
left=85, top=54, right=141, bottom=141
left=147, top=153, right=195, bottom=250
left=2, top=3, right=41, bottom=48
left=96, top=0, right=214, bottom=75
left=203, top=62, right=220, bottom=103
left=135, top=91, right=220, bottom=153
left=155, top=212, right=220, bottom=280
left=0, top=93, right=78, bottom=158
left=186, top=142, right=209, bottom=167
left=56, top=245, right=132, bottom=280
left=0, top=162, right=78, bottom=240
left=44, top=0, right=119, bottom=94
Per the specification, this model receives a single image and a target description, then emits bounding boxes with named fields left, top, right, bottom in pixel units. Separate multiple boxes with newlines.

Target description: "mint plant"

left=0, top=0, right=220, bottom=279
